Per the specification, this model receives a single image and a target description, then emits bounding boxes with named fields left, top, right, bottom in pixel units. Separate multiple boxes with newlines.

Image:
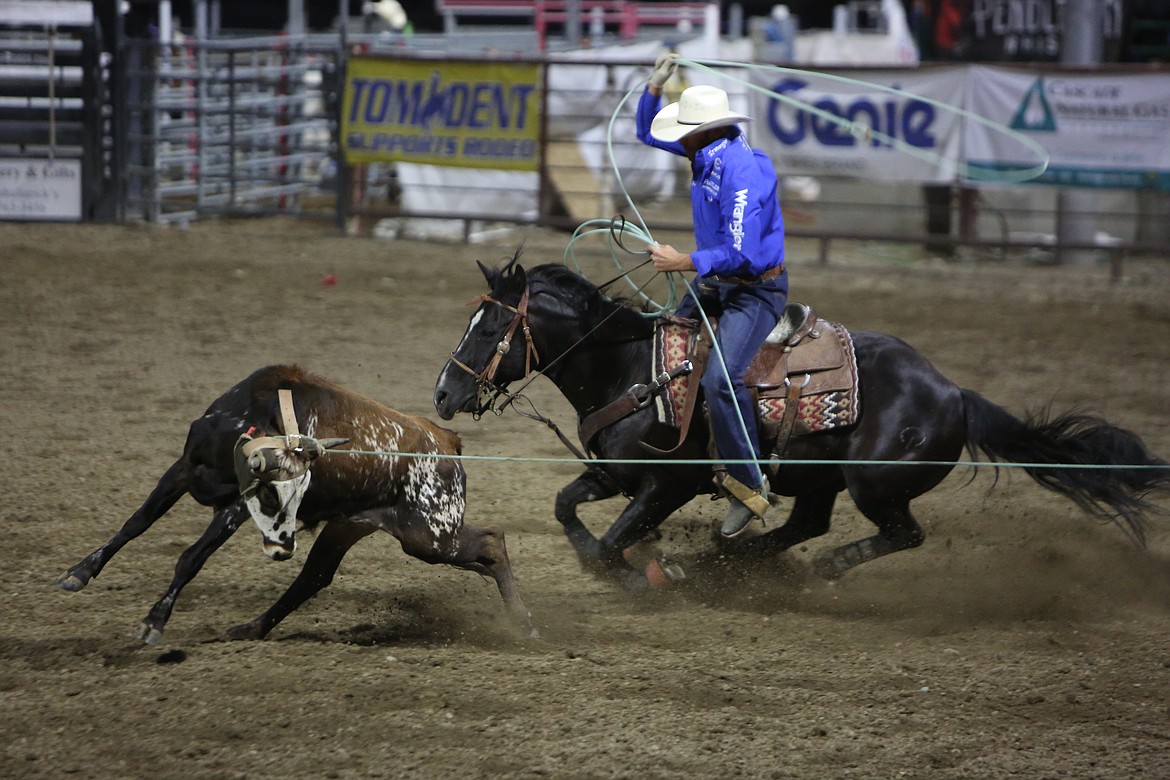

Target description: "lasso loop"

left=563, top=57, right=1052, bottom=314
left=560, top=57, right=1053, bottom=490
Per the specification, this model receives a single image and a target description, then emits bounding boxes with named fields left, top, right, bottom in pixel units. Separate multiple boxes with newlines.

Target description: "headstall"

left=447, top=287, right=541, bottom=416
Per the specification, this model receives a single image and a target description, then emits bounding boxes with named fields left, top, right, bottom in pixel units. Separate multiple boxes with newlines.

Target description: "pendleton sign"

left=342, top=58, right=541, bottom=171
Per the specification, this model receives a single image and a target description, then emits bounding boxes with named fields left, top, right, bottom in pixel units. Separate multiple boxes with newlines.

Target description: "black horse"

left=433, top=256, right=1170, bottom=591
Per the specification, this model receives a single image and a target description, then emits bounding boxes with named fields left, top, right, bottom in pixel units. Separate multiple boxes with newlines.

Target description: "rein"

left=450, top=216, right=652, bottom=412
left=446, top=268, right=664, bottom=497
left=449, top=268, right=661, bottom=418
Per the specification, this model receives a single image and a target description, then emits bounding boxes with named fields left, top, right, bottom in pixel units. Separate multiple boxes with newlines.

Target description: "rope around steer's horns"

left=232, top=388, right=350, bottom=495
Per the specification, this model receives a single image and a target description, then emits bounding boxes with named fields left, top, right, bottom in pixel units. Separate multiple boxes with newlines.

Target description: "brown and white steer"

left=57, top=365, right=534, bottom=643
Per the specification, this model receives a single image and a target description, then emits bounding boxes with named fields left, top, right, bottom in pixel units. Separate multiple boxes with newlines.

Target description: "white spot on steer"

left=404, top=456, right=464, bottom=552
left=351, top=417, right=403, bottom=489
left=245, top=471, right=312, bottom=559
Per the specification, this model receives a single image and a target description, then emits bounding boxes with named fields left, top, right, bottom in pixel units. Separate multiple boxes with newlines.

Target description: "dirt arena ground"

left=3, top=217, right=1170, bottom=779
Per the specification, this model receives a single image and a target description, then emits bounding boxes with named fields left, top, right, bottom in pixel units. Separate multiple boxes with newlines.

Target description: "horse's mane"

left=526, top=263, right=654, bottom=340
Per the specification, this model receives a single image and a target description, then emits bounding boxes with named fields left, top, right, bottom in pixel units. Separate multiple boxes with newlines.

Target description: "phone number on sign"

left=0, top=200, right=51, bottom=215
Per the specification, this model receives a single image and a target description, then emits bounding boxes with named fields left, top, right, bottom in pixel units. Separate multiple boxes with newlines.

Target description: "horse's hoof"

left=56, top=572, right=87, bottom=592
left=645, top=558, right=686, bottom=589
left=135, top=623, right=163, bottom=645
left=812, top=552, right=848, bottom=581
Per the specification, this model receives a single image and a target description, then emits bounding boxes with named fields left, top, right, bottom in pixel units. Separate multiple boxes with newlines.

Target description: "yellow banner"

left=342, top=58, right=541, bottom=171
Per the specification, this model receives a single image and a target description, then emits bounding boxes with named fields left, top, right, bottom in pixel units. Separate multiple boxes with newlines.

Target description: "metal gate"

left=0, top=3, right=114, bottom=221
left=122, top=34, right=336, bottom=225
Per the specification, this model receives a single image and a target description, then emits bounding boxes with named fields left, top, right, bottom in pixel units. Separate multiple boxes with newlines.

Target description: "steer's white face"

left=244, top=471, right=311, bottom=560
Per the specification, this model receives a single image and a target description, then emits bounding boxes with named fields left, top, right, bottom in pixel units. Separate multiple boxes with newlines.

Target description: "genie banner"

left=748, top=66, right=968, bottom=184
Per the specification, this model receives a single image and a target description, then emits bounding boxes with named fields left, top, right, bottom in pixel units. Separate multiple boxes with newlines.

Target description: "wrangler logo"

left=730, top=188, right=748, bottom=250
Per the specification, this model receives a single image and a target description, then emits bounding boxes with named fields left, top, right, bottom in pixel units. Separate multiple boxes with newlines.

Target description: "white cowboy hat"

left=650, top=85, right=752, bottom=143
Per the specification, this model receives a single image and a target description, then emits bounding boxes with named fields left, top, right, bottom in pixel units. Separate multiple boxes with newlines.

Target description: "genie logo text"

left=766, top=77, right=937, bottom=151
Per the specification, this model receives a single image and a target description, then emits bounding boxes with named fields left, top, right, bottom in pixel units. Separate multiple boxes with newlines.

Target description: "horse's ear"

left=476, top=260, right=496, bottom=286
left=478, top=250, right=526, bottom=293
left=500, top=261, right=526, bottom=293
left=498, top=254, right=526, bottom=291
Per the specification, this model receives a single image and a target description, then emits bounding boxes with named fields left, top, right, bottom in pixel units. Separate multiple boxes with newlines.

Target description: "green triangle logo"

left=1010, top=77, right=1056, bottom=132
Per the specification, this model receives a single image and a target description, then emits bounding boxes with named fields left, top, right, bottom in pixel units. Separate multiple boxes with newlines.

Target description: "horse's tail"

left=960, top=388, right=1170, bottom=546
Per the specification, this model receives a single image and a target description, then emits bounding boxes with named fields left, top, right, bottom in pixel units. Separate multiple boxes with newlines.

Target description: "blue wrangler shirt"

left=636, top=89, right=785, bottom=279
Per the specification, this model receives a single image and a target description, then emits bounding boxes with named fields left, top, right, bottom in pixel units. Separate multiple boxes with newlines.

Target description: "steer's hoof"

left=55, top=572, right=87, bottom=592
left=135, top=623, right=164, bottom=645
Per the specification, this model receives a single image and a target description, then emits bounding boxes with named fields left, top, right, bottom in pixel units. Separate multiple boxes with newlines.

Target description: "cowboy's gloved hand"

left=648, top=52, right=679, bottom=89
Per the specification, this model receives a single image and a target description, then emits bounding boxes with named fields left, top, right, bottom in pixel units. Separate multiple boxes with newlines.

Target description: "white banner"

left=965, top=66, right=1170, bottom=190
left=748, top=66, right=967, bottom=184
left=0, top=159, right=82, bottom=221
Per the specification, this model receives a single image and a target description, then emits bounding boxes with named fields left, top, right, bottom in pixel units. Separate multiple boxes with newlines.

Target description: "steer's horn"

left=289, top=436, right=352, bottom=462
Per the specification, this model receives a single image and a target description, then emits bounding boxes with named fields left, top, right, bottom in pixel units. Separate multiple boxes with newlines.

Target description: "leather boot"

left=721, top=497, right=757, bottom=538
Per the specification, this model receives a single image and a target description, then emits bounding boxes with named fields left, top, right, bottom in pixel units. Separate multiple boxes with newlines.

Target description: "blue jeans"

left=679, top=271, right=788, bottom=490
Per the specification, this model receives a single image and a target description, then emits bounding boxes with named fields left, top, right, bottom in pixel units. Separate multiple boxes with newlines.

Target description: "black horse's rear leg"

left=814, top=501, right=925, bottom=580
left=227, top=521, right=377, bottom=640
left=732, top=489, right=838, bottom=558
left=57, top=460, right=189, bottom=592
left=136, top=502, right=249, bottom=644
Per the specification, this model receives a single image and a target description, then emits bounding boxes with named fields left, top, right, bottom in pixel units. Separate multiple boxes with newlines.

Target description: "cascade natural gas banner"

left=965, top=66, right=1170, bottom=190
left=342, top=58, right=541, bottom=171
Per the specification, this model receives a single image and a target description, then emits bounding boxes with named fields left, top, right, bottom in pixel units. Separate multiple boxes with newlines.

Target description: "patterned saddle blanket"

left=652, top=304, right=860, bottom=437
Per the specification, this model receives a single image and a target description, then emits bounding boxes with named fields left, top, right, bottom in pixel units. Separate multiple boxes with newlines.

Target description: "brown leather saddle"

left=742, top=303, right=860, bottom=449
left=576, top=303, right=859, bottom=456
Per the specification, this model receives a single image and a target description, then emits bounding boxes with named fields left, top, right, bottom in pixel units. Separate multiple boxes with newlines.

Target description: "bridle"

left=446, top=287, right=541, bottom=417
left=446, top=259, right=662, bottom=420
left=443, top=263, right=666, bottom=497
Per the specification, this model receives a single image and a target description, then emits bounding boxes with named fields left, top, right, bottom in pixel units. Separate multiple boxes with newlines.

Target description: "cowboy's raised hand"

left=648, top=52, right=679, bottom=89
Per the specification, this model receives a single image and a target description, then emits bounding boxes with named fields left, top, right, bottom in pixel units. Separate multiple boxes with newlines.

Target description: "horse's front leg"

left=589, top=470, right=695, bottom=592
left=555, top=468, right=621, bottom=560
